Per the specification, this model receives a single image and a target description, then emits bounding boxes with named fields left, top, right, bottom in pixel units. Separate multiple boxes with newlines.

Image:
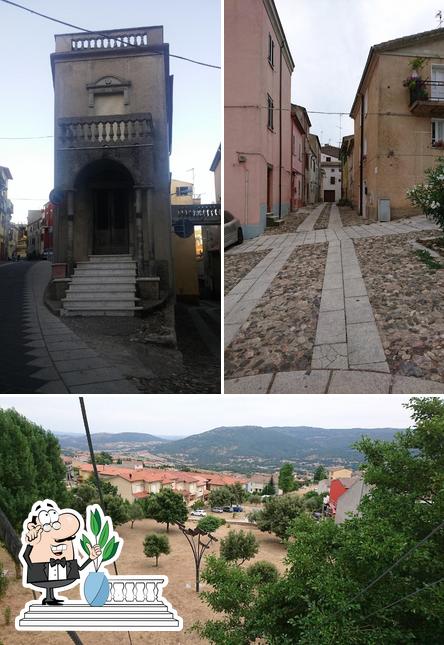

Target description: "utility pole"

left=436, top=10, right=443, bottom=27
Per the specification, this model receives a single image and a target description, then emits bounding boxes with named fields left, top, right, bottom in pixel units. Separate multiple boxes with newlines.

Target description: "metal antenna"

left=436, top=10, right=443, bottom=27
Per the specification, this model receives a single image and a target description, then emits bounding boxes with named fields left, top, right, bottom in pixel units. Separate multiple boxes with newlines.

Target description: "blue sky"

left=0, top=0, right=220, bottom=223
left=0, top=395, right=425, bottom=437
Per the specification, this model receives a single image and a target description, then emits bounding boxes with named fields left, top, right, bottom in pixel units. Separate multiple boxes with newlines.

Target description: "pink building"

left=291, top=104, right=311, bottom=210
left=225, top=0, right=294, bottom=238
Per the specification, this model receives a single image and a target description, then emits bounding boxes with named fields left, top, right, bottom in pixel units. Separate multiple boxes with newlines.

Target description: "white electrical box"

left=378, top=198, right=391, bottom=222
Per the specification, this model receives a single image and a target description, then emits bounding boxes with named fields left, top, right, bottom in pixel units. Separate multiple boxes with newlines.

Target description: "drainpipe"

left=279, top=41, right=283, bottom=219
left=359, top=93, right=364, bottom=217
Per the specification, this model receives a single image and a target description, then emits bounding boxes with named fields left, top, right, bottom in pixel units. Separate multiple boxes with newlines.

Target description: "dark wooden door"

left=323, top=190, right=335, bottom=203
left=93, top=189, right=129, bottom=254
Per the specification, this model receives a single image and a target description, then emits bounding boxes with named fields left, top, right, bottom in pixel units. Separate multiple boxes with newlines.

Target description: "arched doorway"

left=74, top=159, right=134, bottom=255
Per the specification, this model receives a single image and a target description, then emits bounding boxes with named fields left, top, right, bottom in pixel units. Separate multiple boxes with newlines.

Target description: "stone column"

left=146, top=187, right=156, bottom=276
left=66, top=190, right=75, bottom=275
left=134, top=187, right=144, bottom=276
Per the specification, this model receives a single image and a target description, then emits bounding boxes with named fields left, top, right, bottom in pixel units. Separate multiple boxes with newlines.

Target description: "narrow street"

left=225, top=205, right=444, bottom=394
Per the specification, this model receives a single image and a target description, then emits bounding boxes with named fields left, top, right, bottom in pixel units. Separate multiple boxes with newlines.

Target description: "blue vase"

left=83, top=571, right=110, bottom=607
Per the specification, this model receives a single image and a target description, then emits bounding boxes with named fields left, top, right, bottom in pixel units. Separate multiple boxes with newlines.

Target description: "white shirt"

left=48, top=563, right=67, bottom=581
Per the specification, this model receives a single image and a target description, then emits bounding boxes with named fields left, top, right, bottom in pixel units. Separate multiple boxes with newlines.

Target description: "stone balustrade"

left=57, top=113, right=153, bottom=148
left=171, top=204, right=221, bottom=226
left=71, top=31, right=149, bottom=50
left=107, top=576, right=165, bottom=603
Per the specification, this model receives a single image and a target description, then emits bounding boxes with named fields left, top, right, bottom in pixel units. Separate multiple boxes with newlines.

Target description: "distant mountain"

left=152, top=425, right=401, bottom=471
left=56, top=432, right=167, bottom=451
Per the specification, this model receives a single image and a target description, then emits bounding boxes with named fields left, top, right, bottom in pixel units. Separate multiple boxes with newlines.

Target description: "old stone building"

left=50, top=26, right=173, bottom=315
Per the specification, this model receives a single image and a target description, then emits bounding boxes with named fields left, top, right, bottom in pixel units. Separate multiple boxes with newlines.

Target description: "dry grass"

left=0, top=518, right=286, bottom=645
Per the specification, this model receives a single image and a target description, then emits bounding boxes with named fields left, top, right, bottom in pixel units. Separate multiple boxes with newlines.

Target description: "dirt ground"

left=0, top=518, right=285, bottom=645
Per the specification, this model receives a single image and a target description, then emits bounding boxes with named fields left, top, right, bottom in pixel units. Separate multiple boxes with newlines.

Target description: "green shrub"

left=197, top=515, right=225, bottom=533
left=247, top=560, right=279, bottom=584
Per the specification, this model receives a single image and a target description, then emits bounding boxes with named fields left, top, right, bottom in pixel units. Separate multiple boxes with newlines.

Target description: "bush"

left=143, top=534, right=170, bottom=567
left=197, top=515, right=226, bottom=533
left=407, top=157, right=444, bottom=232
left=220, top=530, right=259, bottom=565
left=191, top=499, right=206, bottom=510
left=247, top=560, right=279, bottom=584
left=248, top=494, right=262, bottom=504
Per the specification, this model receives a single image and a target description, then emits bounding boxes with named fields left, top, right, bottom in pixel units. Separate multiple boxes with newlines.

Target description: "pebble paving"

left=224, top=250, right=270, bottom=295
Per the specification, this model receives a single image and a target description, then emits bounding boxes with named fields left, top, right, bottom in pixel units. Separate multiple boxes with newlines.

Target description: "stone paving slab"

left=345, top=296, right=374, bottom=324
left=312, top=344, right=348, bottom=370
left=392, top=376, right=444, bottom=393
left=347, top=321, right=387, bottom=365
left=328, top=370, right=392, bottom=393
left=224, top=373, right=273, bottom=394
left=315, top=310, right=346, bottom=345
left=270, top=370, right=330, bottom=393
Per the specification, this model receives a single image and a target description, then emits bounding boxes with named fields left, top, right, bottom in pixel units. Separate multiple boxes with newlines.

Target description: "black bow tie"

left=50, top=557, right=67, bottom=568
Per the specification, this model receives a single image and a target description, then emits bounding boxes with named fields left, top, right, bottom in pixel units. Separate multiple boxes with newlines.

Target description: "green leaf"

left=94, top=509, right=102, bottom=535
left=98, top=520, right=109, bottom=549
left=80, top=534, right=91, bottom=556
left=102, top=536, right=120, bottom=562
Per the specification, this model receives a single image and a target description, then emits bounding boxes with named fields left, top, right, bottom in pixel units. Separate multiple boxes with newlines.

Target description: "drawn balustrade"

left=107, top=577, right=163, bottom=604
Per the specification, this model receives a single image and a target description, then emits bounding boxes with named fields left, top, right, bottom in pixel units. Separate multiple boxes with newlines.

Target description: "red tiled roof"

left=132, top=491, right=148, bottom=499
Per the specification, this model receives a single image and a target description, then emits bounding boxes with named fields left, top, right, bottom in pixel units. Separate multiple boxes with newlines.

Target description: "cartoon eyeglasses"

left=38, top=509, right=61, bottom=531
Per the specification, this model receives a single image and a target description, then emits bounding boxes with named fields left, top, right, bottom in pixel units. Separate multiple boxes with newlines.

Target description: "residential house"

left=340, top=135, right=354, bottom=201
left=321, top=145, right=342, bottom=203
left=225, top=0, right=294, bottom=238
left=335, top=477, right=372, bottom=524
left=27, top=210, right=43, bottom=258
left=246, top=473, right=272, bottom=494
left=51, top=26, right=173, bottom=315
left=210, top=144, right=221, bottom=203
left=171, top=178, right=200, bottom=301
left=326, top=466, right=353, bottom=481
left=41, top=202, right=54, bottom=260
left=328, top=477, right=359, bottom=516
left=350, top=26, right=444, bottom=221
left=291, top=104, right=311, bottom=210
left=307, top=134, right=321, bottom=204
left=0, top=166, right=13, bottom=261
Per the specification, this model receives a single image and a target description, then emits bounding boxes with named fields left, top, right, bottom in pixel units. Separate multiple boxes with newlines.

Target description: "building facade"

left=27, top=209, right=43, bottom=258
left=307, top=134, right=321, bottom=204
left=351, top=27, right=444, bottom=221
left=320, top=145, right=341, bottom=202
left=51, top=26, right=174, bottom=300
left=340, top=135, right=354, bottom=201
left=0, top=167, right=13, bottom=261
left=291, top=105, right=310, bottom=210
left=225, top=0, right=294, bottom=238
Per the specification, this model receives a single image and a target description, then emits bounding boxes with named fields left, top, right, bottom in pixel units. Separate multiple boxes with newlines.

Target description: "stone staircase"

left=61, top=255, right=142, bottom=316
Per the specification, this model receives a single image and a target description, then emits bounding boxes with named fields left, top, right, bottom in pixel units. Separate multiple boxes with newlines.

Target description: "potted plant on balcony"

left=433, top=139, right=444, bottom=148
left=404, top=57, right=429, bottom=102
left=80, top=505, right=122, bottom=607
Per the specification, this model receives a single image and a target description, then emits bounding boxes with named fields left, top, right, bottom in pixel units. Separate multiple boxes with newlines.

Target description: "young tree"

left=143, top=534, right=170, bottom=567
left=191, top=499, right=206, bottom=510
left=197, top=515, right=226, bottom=533
left=313, top=465, right=327, bottom=482
left=208, top=486, right=233, bottom=509
left=227, top=483, right=247, bottom=505
left=144, top=488, right=188, bottom=532
left=254, top=494, right=303, bottom=539
left=261, top=476, right=276, bottom=496
left=220, top=530, right=259, bottom=565
left=278, top=463, right=295, bottom=494
left=196, top=397, right=444, bottom=644
left=128, top=501, right=145, bottom=528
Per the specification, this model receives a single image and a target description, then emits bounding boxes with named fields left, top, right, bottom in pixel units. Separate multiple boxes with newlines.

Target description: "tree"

left=90, top=451, right=113, bottom=465
left=407, top=157, right=444, bottom=232
left=313, top=465, right=327, bottom=482
left=254, top=494, right=303, bottom=539
left=220, top=530, right=259, bottom=565
left=247, top=560, right=279, bottom=584
left=227, top=483, right=247, bottom=505
left=191, top=499, right=206, bottom=510
left=208, top=486, right=233, bottom=509
left=144, top=488, right=188, bottom=532
left=196, top=397, right=444, bottom=644
left=278, top=464, right=295, bottom=494
left=68, top=483, right=129, bottom=526
left=197, top=515, right=226, bottom=533
left=143, top=534, right=170, bottom=567
left=0, top=409, right=68, bottom=531
left=128, top=501, right=145, bottom=528
left=261, top=476, right=276, bottom=496
left=301, top=491, right=324, bottom=513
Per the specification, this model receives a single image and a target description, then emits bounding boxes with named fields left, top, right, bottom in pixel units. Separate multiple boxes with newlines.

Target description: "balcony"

left=57, top=113, right=153, bottom=149
left=171, top=204, right=221, bottom=227
left=409, top=80, right=444, bottom=116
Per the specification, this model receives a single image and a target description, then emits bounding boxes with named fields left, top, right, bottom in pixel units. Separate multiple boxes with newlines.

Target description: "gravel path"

left=263, top=210, right=311, bottom=235
left=314, top=203, right=331, bottom=230
left=224, top=250, right=270, bottom=295
left=355, top=231, right=444, bottom=382
left=225, top=242, right=328, bottom=378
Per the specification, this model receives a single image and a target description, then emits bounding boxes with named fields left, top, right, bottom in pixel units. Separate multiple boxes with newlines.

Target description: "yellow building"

left=327, top=467, right=353, bottom=481
left=171, top=178, right=201, bottom=301
left=351, top=27, right=444, bottom=221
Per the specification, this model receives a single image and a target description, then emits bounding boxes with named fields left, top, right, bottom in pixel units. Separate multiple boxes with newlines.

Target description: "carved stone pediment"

left=87, top=76, right=132, bottom=106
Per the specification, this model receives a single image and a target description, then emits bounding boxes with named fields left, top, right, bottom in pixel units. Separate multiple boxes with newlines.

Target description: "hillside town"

left=225, top=0, right=444, bottom=395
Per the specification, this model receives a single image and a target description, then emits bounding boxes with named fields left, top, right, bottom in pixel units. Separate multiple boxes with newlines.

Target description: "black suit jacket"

left=24, top=545, right=92, bottom=585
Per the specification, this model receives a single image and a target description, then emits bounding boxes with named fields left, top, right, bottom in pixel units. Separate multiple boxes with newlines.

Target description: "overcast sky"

left=0, top=0, right=220, bottom=223
left=278, top=0, right=444, bottom=148
left=0, top=395, right=431, bottom=437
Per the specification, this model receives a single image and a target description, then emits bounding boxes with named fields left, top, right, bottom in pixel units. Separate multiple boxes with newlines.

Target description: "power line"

left=0, top=0, right=220, bottom=69
left=0, top=135, right=52, bottom=140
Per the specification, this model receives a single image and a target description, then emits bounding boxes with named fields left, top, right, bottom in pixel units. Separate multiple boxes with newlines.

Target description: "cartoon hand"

left=89, top=544, right=102, bottom=560
left=26, top=525, right=43, bottom=544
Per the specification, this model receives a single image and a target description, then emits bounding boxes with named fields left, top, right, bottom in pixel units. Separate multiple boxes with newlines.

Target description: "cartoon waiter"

left=20, top=499, right=101, bottom=605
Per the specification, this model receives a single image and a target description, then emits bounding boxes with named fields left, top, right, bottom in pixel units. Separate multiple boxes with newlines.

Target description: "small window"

left=176, top=186, right=192, bottom=196
left=432, top=119, right=444, bottom=146
left=268, top=34, right=275, bottom=67
left=299, top=143, right=302, bottom=161
left=267, top=94, right=274, bottom=130
left=326, top=156, right=331, bottom=162
left=330, top=177, right=336, bottom=185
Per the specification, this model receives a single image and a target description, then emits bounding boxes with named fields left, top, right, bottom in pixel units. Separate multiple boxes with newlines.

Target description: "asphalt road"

left=0, top=262, right=47, bottom=393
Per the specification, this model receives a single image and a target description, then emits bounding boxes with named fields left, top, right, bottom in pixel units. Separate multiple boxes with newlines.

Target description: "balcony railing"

left=57, top=113, right=153, bottom=148
left=171, top=203, right=221, bottom=226
left=71, top=30, right=149, bottom=50
left=409, top=80, right=444, bottom=116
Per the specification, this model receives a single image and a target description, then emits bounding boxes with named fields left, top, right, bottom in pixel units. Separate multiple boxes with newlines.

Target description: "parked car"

left=190, top=509, right=206, bottom=517
left=222, top=506, right=232, bottom=513
left=231, top=505, right=243, bottom=512
left=224, top=210, right=243, bottom=248
left=211, top=507, right=224, bottom=513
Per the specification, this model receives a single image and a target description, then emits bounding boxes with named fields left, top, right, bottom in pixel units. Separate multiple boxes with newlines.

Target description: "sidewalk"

left=225, top=206, right=443, bottom=394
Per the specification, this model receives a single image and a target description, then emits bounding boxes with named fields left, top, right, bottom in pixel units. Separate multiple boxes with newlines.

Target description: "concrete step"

left=69, top=276, right=136, bottom=285
left=77, top=261, right=136, bottom=269
left=68, top=283, right=136, bottom=292
left=62, top=298, right=139, bottom=307
left=88, top=254, right=133, bottom=262
left=64, top=293, right=139, bottom=302
left=61, top=307, right=144, bottom=317
left=73, top=269, right=136, bottom=277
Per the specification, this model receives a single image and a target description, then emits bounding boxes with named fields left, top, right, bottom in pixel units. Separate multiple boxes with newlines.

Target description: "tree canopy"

left=144, top=488, right=188, bottom=532
left=313, top=465, right=327, bottom=482
left=253, top=494, right=303, bottom=539
left=0, top=409, right=68, bottom=531
left=261, top=476, right=276, bottom=496
left=278, top=464, right=295, bottom=494
left=219, top=530, right=259, bottom=565
left=197, top=515, right=226, bottom=533
left=143, top=533, right=170, bottom=567
left=196, top=398, right=444, bottom=644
